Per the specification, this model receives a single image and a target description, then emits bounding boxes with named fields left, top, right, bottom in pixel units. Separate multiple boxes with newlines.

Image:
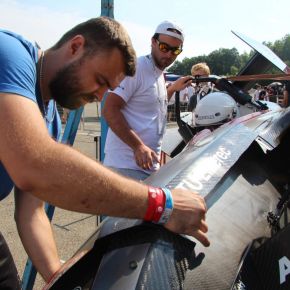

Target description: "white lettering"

left=180, top=179, right=203, bottom=191
left=279, top=256, right=290, bottom=284
left=178, top=146, right=232, bottom=191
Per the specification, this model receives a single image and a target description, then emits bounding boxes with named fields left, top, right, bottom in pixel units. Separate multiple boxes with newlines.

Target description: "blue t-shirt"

left=0, top=30, right=61, bottom=200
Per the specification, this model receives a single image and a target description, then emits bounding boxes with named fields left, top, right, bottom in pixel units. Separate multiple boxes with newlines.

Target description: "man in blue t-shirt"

left=0, top=17, right=137, bottom=288
left=0, top=17, right=209, bottom=289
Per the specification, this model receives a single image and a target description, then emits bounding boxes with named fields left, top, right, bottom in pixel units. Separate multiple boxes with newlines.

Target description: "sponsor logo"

left=197, top=115, right=215, bottom=120
left=279, top=256, right=290, bottom=284
left=178, top=145, right=231, bottom=191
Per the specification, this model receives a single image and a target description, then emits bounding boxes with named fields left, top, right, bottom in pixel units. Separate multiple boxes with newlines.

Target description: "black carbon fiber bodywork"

left=46, top=113, right=290, bottom=290
left=234, top=224, right=290, bottom=290
left=47, top=121, right=290, bottom=290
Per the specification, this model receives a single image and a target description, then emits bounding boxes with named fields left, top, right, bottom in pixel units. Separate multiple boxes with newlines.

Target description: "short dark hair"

left=52, top=17, right=136, bottom=76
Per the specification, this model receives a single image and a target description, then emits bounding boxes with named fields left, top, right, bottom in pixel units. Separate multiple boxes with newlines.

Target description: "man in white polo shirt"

left=103, top=20, right=192, bottom=180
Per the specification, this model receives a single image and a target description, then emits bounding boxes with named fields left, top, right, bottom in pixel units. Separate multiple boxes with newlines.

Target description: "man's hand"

left=167, top=76, right=192, bottom=99
left=164, top=188, right=210, bottom=247
left=168, top=75, right=192, bottom=93
left=134, top=144, right=159, bottom=170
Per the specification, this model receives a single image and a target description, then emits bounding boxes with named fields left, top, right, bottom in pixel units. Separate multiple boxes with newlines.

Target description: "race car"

left=43, top=32, right=290, bottom=290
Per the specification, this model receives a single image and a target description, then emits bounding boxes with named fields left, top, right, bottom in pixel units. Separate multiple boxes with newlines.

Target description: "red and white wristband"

left=143, top=186, right=174, bottom=224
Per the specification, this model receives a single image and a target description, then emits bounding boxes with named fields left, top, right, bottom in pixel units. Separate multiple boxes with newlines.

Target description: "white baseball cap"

left=154, top=21, right=184, bottom=42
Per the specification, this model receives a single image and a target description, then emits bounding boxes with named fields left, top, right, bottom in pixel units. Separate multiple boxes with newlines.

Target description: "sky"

left=0, top=0, right=289, bottom=61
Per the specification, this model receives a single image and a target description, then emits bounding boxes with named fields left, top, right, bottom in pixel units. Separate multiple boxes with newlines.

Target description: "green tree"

left=169, top=34, right=290, bottom=76
left=207, top=48, right=240, bottom=75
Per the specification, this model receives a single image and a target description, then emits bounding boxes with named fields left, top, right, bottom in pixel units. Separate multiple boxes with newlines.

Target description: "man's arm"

left=0, top=93, right=209, bottom=246
left=0, top=93, right=148, bottom=217
left=14, top=188, right=61, bottom=282
left=103, top=92, right=159, bottom=170
left=167, top=76, right=192, bottom=100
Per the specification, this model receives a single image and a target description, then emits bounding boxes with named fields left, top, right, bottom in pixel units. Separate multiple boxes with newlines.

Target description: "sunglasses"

left=155, top=39, right=183, bottom=56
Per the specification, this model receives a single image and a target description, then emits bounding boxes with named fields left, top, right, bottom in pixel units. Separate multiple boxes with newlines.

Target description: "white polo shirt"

left=104, top=55, right=167, bottom=173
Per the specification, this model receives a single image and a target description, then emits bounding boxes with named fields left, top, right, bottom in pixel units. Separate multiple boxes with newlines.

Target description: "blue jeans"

left=108, top=167, right=150, bottom=181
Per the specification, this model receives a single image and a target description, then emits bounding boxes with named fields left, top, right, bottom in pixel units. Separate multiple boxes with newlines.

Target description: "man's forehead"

left=95, top=49, right=125, bottom=86
left=194, top=69, right=209, bottom=76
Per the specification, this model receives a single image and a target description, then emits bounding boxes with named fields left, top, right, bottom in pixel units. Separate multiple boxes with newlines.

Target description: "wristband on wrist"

left=143, top=186, right=174, bottom=224
left=158, top=187, right=174, bottom=224
left=144, top=186, right=165, bottom=222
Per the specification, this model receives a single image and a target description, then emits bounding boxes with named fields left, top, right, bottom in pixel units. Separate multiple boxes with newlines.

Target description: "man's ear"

left=70, top=35, right=85, bottom=56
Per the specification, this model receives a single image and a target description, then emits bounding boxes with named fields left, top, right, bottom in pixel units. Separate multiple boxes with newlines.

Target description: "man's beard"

left=49, top=58, right=86, bottom=110
left=154, top=58, right=174, bottom=71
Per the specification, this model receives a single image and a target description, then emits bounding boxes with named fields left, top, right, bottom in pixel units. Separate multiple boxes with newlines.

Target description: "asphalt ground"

left=0, top=102, right=102, bottom=289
